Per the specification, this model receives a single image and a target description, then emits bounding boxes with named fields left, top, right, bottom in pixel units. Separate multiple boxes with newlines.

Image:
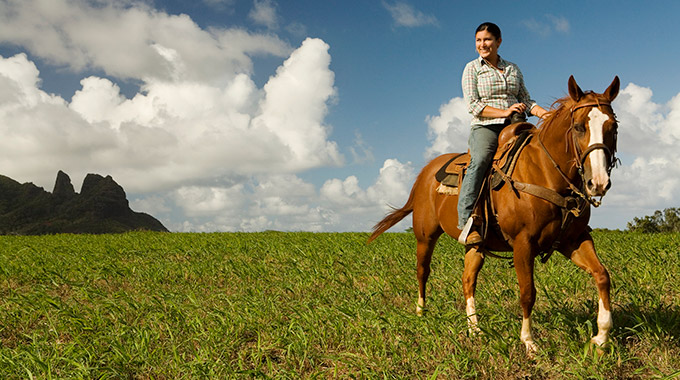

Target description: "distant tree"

left=627, top=207, right=680, bottom=233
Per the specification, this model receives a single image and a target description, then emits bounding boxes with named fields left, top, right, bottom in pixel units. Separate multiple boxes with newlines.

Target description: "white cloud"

left=0, top=35, right=341, bottom=192
left=522, top=14, right=570, bottom=38
left=350, top=131, right=375, bottom=164
left=0, top=0, right=290, bottom=81
left=547, top=15, right=570, bottom=33
left=249, top=0, right=279, bottom=30
left=0, top=5, right=413, bottom=233
left=425, top=96, right=471, bottom=158
left=0, top=0, right=375, bottom=232
left=383, top=1, right=438, bottom=28
left=594, top=83, right=680, bottom=226
left=159, top=160, right=416, bottom=232
left=321, top=159, right=415, bottom=216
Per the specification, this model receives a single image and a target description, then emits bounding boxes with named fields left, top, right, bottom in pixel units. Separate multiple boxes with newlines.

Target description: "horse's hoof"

left=467, top=325, right=483, bottom=337
left=416, top=306, right=427, bottom=316
left=590, top=336, right=609, bottom=355
left=524, top=340, right=539, bottom=356
left=590, top=335, right=608, bottom=347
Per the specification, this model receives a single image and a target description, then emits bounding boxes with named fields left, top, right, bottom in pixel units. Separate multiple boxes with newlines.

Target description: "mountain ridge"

left=0, top=171, right=168, bottom=235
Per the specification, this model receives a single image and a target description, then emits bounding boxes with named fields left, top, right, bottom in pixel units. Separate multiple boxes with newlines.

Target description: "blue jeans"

left=457, top=123, right=505, bottom=230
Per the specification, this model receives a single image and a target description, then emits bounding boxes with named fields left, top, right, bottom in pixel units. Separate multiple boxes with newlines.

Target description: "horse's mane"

left=539, top=91, right=601, bottom=132
left=537, top=90, right=618, bottom=165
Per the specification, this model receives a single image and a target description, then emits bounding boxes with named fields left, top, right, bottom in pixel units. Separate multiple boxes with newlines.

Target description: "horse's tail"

left=367, top=178, right=418, bottom=243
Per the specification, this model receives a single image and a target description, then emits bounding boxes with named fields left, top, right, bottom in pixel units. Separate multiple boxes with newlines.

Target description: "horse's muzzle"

left=586, top=177, right=611, bottom=197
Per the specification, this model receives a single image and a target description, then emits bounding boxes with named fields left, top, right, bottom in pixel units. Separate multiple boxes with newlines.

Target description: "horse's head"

left=566, top=75, right=620, bottom=199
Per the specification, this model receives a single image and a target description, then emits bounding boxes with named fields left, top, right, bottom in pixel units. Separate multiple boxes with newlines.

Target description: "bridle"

left=538, top=99, right=618, bottom=207
left=569, top=101, right=619, bottom=178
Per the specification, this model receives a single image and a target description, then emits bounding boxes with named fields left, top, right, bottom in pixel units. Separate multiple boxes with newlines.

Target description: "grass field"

left=0, top=231, right=678, bottom=378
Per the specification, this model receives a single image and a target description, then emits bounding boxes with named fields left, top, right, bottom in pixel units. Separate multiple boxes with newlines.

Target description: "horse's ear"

left=568, top=75, right=584, bottom=102
left=604, top=76, right=620, bottom=101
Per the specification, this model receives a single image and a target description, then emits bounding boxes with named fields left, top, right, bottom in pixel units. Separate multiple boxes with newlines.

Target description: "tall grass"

left=0, top=231, right=678, bottom=378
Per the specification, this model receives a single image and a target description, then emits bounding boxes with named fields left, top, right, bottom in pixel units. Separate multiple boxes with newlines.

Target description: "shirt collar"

left=479, top=55, right=507, bottom=69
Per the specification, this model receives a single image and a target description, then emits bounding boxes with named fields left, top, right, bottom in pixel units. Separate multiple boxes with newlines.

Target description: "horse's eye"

left=574, top=123, right=586, bottom=133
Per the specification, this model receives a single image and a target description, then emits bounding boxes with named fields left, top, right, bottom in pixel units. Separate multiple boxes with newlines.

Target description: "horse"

left=368, top=75, right=620, bottom=353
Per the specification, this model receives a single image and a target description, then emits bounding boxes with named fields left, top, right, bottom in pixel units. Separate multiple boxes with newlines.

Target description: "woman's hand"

left=505, top=103, right=527, bottom=117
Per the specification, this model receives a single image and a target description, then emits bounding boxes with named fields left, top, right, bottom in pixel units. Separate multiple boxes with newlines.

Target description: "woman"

left=458, top=22, right=549, bottom=245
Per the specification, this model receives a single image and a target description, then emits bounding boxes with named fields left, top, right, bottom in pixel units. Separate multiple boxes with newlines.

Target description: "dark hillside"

left=0, top=171, right=168, bottom=235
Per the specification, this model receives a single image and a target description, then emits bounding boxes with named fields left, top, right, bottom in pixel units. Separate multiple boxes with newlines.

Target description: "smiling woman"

left=458, top=22, right=549, bottom=244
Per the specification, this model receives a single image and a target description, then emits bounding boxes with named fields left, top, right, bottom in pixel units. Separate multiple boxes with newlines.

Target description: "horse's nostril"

left=587, top=179, right=595, bottom=190
left=605, top=180, right=612, bottom=190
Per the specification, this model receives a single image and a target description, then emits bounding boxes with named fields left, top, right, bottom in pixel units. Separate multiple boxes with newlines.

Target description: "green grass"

left=0, top=231, right=678, bottom=378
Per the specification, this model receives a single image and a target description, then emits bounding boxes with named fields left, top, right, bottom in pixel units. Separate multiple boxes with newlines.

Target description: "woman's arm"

left=529, top=105, right=549, bottom=119
left=479, top=103, right=527, bottom=118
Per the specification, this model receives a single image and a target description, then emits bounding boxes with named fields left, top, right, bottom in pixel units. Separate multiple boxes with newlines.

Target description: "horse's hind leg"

left=462, top=246, right=485, bottom=334
left=415, top=227, right=443, bottom=315
left=562, top=232, right=612, bottom=347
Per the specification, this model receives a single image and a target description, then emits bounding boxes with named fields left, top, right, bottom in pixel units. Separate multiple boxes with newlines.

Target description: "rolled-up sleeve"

left=462, top=62, right=486, bottom=117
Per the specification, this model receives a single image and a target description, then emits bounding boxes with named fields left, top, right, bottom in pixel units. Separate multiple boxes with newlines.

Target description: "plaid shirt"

left=462, top=56, right=537, bottom=126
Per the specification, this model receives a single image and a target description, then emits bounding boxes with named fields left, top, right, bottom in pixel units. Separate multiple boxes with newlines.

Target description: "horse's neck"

left=535, top=124, right=581, bottom=188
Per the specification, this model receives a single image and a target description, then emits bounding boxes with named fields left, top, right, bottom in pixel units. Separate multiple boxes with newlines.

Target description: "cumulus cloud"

left=144, top=159, right=416, bottom=232
left=249, top=0, right=279, bottom=29
left=383, top=1, right=438, bottom=28
left=0, top=36, right=341, bottom=192
left=0, top=0, right=414, bottom=232
left=592, top=83, right=680, bottom=226
left=425, top=97, right=472, bottom=158
left=0, top=0, right=290, bottom=81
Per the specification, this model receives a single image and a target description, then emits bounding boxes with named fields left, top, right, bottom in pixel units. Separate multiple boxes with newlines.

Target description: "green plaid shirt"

left=462, top=56, right=537, bottom=126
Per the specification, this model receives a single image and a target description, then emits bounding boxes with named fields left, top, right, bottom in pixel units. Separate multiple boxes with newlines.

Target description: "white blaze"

left=587, top=108, right=610, bottom=190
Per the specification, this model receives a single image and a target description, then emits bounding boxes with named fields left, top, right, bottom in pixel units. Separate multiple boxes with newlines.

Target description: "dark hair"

left=476, top=22, right=501, bottom=40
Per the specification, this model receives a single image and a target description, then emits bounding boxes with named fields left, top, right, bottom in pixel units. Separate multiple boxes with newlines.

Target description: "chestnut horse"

left=368, top=76, right=620, bottom=353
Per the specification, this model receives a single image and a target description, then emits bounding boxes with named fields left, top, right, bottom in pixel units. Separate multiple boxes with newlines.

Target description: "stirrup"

left=458, top=217, right=475, bottom=245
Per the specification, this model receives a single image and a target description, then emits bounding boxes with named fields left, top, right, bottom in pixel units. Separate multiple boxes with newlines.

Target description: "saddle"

left=435, top=122, right=536, bottom=195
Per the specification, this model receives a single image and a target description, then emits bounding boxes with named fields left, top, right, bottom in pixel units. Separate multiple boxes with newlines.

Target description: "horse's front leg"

left=514, top=237, right=538, bottom=354
left=462, top=246, right=485, bottom=334
left=561, top=232, right=612, bottom=347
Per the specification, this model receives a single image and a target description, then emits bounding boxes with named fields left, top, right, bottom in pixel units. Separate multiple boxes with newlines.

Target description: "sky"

left=1, top=0, right=679, bottom=232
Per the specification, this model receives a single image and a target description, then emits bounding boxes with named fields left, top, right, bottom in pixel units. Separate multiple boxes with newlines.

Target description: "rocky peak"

left=80, top=173, right=129, bottom=217
left=53, top=170, right=76, bottom=199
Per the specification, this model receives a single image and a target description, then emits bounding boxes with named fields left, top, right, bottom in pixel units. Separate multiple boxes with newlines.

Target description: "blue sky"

left=1, top=0, right=679, bottom=232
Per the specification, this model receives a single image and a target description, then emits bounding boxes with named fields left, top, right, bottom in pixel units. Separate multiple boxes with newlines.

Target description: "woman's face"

left=475, top=30, right=501, bottom=61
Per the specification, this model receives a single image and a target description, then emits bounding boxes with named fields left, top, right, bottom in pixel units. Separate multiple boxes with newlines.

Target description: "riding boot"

left=458, top=215, right=483, bottom=245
